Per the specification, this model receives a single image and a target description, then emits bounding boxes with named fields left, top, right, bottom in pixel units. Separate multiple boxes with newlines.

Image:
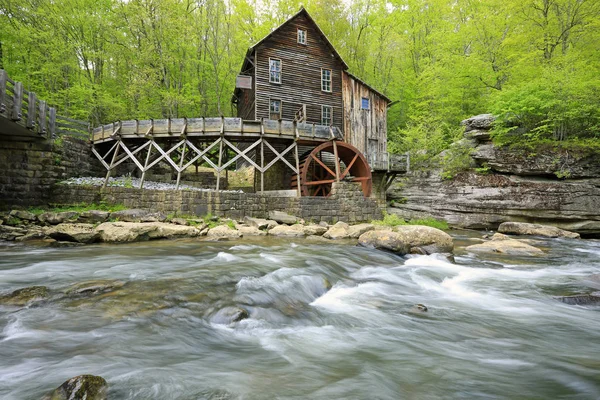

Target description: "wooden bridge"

left=0, top=70, right=89, bottom=140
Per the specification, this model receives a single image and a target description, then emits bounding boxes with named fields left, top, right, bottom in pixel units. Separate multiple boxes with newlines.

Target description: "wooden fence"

left=0, top=69, right=89, bottom=140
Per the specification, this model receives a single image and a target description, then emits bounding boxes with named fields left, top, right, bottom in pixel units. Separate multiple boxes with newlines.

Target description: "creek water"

left=0, top=234, right=599, bottom=399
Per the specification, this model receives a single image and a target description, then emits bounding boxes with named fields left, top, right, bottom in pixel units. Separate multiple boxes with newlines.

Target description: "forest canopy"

left=1, top=0, right=599, bottom=152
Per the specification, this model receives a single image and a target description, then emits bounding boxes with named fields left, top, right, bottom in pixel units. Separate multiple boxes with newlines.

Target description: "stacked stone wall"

left=50, top=181, right=382, bottom=223
left=0, top=136, right=103, bottom=209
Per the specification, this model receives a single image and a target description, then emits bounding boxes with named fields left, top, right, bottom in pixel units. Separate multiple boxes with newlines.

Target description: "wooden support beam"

left=139, top=141, right=153, bottom=189
left=182, top=138, right=220, bottom=170
left=12, top=81, right=23, bottom=121
left=332, top=140, right=341, bottom=182
left=176, top=140, right=187, bottom=189
left=220, top=138, right=261, bottom=171
left=260, top=138, right=264, bottom=193
left=26, top=92, right=36, bottom=129
left=216, top=137, right=224, bottom=191
left=294, top=142, right=301, bottom=196
left=103, top=141, right=121, bottom=189
left=49, top=108, right=56, bottom=137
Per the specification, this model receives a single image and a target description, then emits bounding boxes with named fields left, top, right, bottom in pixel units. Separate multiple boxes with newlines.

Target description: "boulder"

left=303, top=224, right=328, bottom=236
left=65, top=280, right=125, bottom=296
left=556, top=292, right=600, bottom=306
left=491, top=232, right=511, bottom=240
left=243, top=216, right=277, bottom=230
left=38, top=211, right=79, bottom=225
left=42, top=375, right=107, bottom=400
left=0, top=286, right=49, bottom=306
left=206, top=225, right=242, bottom=239
left=268, top=211, right=298, bottom=225
left=9, top=210, right=36, bottom=221
left=268, top=224, right=306, bottom=237
left=498, top=222, right=580, bottom=239
left=357, top=230, right=411, bottom=255
left=78, top=210, right=110, bottom=224
left=170, top=218, right=189, bottom=226
left=95, top=222, right=200, bottom=242
left=323, top=222, right=351, bottom=240
left=348, top=223, right=375, bottom=239
left=46, top=223, right=99, bottom=244
left=237, top=226, right=267, bottom=236
left=0, top=225, right=28, bottom=241
left=466, top=239, right=544, bottom=256
left=109, top=209, right=167, bottom=223
left=461, top=114, right=495, bottom=132
left=394, top=225, right=454, bottom=254
left=14, top=230, right=47, bottom=242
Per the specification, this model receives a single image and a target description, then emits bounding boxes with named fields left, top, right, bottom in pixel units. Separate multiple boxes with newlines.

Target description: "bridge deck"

left=92, top=117, right=342, bottom=145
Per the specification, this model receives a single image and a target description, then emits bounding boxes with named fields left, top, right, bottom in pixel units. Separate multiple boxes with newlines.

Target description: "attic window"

left=361, top=97, right=370, bottom=110
left=297, top=29, right=307, bottom=45
left=269, top=58, right=282, bottom=84
left=321, top=69, right=332, bottom=92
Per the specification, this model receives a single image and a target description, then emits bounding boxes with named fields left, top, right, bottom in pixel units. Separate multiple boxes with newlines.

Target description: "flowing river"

left=1, top=233, right=599, bottom=399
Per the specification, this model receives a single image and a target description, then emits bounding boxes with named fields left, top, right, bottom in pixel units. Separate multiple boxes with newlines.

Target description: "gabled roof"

left=345, top=71, right=393, bottom=104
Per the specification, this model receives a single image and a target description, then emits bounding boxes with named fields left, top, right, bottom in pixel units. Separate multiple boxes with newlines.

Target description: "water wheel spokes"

left=292, top=142, right=372, bottom=197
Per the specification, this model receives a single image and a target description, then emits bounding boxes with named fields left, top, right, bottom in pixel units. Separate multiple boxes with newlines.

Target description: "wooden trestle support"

left=90, top=117, right=372, bottom=197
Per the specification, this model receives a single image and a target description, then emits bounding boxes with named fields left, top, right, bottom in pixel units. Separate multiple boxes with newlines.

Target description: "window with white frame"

left=269, top=59, right=282, bottom=84
left=321, top=105, right=332, bottom=125
left=297, top=29, right=307, bottom=45
left=321, top=69, right=332, bottom=92
left=270, top=99, right=282, bottom=119
left=361, top=97, right=370, bottom=110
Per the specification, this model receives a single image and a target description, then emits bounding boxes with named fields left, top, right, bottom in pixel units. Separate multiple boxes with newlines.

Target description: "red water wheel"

left=292, top=141, right=372, bottom=197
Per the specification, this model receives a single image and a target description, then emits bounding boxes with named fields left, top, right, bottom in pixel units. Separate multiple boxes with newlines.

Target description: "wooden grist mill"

left=91, top=8, right=408, bottom=198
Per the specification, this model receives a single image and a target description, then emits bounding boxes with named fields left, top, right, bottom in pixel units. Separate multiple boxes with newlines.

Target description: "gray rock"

left=210, top=307, right=250, bottom=324
left=461, top=114, right=496, bottom=131
left=244, top=216, right=272, bottom=230
left=237, top=226, right=267, bottom=236
left=9, top=210, right=36, bottom=221
left=110, top=209, right=167, bottom=223
left=498, top=222, right=580, bottom=239
left=394, top=225, right=454, bottom=254
left=268, top=211, right=298, bottom=225
left=78, top=210, right=109, bottom=224
left=303, top=224, right=328, bottom=236
left=42, top=375, right=107, bottom=400
left=96, top=222, right=200, bottom=242
left=357, top=230, right=411, bottom=255
left=323, top=222, right=350, bottom=240
left=0, top=286, right=49, bottom=306
left=556, top=292, right=600, bottom=306
left=38, top=211, right=79, bottom=225
left=268, top=224, right=305, bottom=237
left=465, top=239, right=544, bottom=256
left=170, top=218, right=189, bottom=226
left=348, top=223, right=375, bottom=238
left=65, top=280, right=125, bottom=296
left=206, top=225, right=242, bottom=239
left=46, top=223, right=99, bottom=244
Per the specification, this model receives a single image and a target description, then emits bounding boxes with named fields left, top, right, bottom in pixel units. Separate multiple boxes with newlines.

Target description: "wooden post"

left=26, top=92, right=36, bottom=129
left=331, top=127, right=341, bottom=182
left=38, top=101, right=47, bottom=136
left=0, top=70, right=7, bottom=115
left=294, top=141, right=301, bottom=197
left=260, top=138, right=264, bottom=193
left=12, top=81, right=23, bottom=121
left=139, top=141, right=153, bottom=189
left=49, top=107, right=56, bottom=137
left=103, top=141, right=121, bottom=189
left=176, top=141, right=187, bottom=190
left=216, top=138, right=224, bottom=191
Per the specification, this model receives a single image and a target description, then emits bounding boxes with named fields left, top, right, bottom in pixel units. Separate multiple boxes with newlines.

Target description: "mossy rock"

left=42, top=375, right=107, bottom=400
left=0, top=286, right=49, bottom=306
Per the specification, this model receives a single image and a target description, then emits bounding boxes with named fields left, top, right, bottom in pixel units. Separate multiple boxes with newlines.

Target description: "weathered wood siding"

left=236, top=66, right=255, bottom=120
left=342, top=72, right=388, bottom=157
left=254, top=14, right=343, bottom=131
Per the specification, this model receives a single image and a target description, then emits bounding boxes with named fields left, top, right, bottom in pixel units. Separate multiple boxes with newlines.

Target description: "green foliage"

left=372, top=213, right=407, bottom=227
left=28, top=203, right=127, bottom=214
left=440, top=141, right=476, bottom=180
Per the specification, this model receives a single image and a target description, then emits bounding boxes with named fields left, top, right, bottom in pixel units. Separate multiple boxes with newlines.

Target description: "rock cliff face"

left=388, top=115, right=600, bottom=237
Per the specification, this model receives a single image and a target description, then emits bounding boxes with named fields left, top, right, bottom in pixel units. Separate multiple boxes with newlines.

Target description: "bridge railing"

left=0, top=69, right=90, bottom=140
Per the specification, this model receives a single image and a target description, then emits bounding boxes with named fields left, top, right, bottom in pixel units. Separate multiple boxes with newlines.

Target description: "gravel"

left=60, top=176, right=243, bottom=193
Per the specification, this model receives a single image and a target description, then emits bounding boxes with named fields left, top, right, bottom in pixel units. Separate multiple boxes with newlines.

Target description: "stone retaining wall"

left=51, top=181, right=382, bottom=223
left=0, top=136, right=103, bottom=209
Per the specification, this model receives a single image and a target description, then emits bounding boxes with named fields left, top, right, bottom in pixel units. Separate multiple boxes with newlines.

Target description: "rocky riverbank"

left=388, top=114, right=600, bottom=237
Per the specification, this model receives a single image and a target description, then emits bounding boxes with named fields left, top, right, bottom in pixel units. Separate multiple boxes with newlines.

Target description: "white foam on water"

left=229, top=244, right=260, bottom=251
left=477, top=358, right=535, bottom=368
left=310, top=282, right=389, bottom=314
left=1, top=317, right=35, bottom=342
left=214, top=252, right=238, bottom=262
left=290, top=243, right=298, bottom=248
left=259, top=253, right=281, bottom=263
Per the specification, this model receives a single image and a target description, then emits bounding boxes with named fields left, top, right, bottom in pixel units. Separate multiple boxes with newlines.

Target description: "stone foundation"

left=50, top=181, right=382, bottom=223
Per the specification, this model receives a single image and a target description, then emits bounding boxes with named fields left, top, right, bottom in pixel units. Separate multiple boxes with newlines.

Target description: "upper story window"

left=321, top=105, right=332, bottom=126
left=361, top=97, right=370, bottom=110
left=269, top=58, right=282, bottom=84
left=321, top=69, right=332, bottom=92
left=297, top=29, right=307, bottom=45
